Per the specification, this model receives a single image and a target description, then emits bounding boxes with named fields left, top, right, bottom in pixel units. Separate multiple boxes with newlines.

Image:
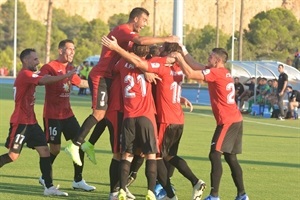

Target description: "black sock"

left=75, top=115, right=98, bottom=145
left=120, top=160, right=131, bottom=191
left=0, top=153, right=13, bottom=168
left=40, top=156, right=53, bottom=188
left=164, top=158, right=175, bottom=178
left=49, top=153, right=57, bottom=164
left=109, top=159, right=120, bottom=192
left=224, top=153, right=245, bottom=196
left=157, top=159, right=175, bottom=198
left=129, top=155, right=144, bottom=180
left=169, top=156, right=198, bottom=186
left=88, top=119, right=107, bottom=145
left=209, top=151, right=223, bottom=197
left=145, top=159, right=157, bottom=193
left=73, top=149, right=84, bottom=182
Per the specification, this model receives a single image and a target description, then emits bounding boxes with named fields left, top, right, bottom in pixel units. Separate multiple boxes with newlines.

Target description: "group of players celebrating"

left=0, top=7, right=249, bottom=200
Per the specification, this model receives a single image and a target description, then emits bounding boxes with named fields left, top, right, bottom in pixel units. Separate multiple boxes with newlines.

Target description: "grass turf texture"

left=0, top=83, right=299, bottom=199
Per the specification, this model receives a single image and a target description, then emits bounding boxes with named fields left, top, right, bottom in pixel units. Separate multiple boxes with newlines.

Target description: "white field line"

left=187, top=112, right=300, bottom=130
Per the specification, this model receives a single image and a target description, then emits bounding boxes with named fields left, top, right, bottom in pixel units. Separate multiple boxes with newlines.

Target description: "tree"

left=75, top=19, right=109, bottom=65
left=0, top=0, right=46, bottom=69
left=245, top=8, right=300, bottom=61
left=185, top=25, right=229, bottom=64
left=108, top=13, right=128, bottom=31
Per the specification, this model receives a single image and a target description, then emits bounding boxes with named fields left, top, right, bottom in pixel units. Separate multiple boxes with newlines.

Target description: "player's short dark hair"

left=212, top=48, right=228, bottom=63
left=132, top=43, right=150, bottom=57
left=20, top=48, right=36, bottom=62
left=129, top=7, right=149, bottom=20
left=58, top=39, right=74, bottom=49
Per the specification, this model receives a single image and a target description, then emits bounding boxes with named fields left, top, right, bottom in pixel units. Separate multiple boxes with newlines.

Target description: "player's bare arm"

left=173, top=52, right=205, bottom=81
left=102, top=35, right=149, bottom=71
left=178, top=43, right=205, bottom=70
left=133, top=35, right=179, bottom=45
left=78, top=79, right=89, bottom=88
left=38, top=68, right=77, bottom=85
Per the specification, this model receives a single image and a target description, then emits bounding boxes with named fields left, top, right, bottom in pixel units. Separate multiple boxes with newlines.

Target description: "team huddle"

left=0, top=7, right=249, bottom=200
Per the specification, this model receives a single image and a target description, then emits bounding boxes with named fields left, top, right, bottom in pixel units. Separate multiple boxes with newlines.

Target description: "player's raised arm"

left=101, top=36, right=149, bottom=71
left=172, top=52, right=205, bottom=81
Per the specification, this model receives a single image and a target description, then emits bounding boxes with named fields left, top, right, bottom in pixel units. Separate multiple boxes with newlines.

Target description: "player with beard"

left=0, top=48, right=76, bottom=196
left=64, top=7, right=179, bottom=169
left=38, top=39, right=95, bottom=192
left=171, top=48, right=249, bottom=200
left=102, top=37, right=207, bottom=200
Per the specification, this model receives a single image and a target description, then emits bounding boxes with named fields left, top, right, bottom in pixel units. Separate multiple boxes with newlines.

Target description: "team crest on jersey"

left=63, top=83, right=70, bottom=92
left=150, top=62, right=160, bottom=68
left=203, top=69, right=211, bottom=75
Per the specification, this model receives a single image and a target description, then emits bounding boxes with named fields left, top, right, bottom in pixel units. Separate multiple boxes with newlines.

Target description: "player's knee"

left=8, top=152, right=19, bottom=161
left=92, top=110, right=106, bottom=121
left=49, top=145, right=61, bottom=156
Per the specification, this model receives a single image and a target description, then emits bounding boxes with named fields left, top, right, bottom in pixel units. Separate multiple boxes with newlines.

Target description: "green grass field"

left=0, top=83, right=299, bottom=200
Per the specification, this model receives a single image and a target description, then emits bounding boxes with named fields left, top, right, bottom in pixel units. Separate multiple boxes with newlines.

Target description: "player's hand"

left=101, top=35, right=119, bottom=50
left=144, top=72, right=161, bottom=84
left=65, top=68, right=77, bottom=78
left=181, top=97, right=193, bottom=112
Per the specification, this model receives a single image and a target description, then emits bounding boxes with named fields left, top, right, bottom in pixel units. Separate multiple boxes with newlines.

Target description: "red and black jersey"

left=39, top=60, right=81, bottom=119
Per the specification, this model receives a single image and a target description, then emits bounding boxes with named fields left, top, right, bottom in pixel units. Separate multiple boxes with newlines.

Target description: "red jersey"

left=39, top=60, right=81, bottom=119
left=10, top=69, right=43, bottom=124
left=203, top=67, right=242, bottom=125
left=147, top=57, right=184, bottom=124
left=90, top=24, right=138, bottom=79
left=113, top=58, right=156, bottom=119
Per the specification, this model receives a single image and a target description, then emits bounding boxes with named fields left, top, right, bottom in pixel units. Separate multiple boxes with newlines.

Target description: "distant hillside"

left=1, top=0, right=300, bottom=35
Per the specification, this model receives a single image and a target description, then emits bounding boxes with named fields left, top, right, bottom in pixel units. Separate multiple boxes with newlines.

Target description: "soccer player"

left=171, top=47, right=249, bottom=200
left=64, top=7, right=179, bottom=165
left=0, top=48, right=74, bottom=196
left=38, top=39, right=95, bottom=191
left=111, top=43, right=159, bottom=200
left=101, top=37, right=207, bottom=200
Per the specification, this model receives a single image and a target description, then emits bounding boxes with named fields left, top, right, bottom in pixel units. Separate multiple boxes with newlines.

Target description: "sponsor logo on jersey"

left=150, top=62, right=161, bottom=68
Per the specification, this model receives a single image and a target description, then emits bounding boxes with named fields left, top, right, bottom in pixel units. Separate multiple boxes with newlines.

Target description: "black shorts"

left=88, top=76, right=112, bottom=110
left=43, top=116, right=80, bottom=144
left=158, top=123, right=183, bottom=157
left=106, top=110, right=123, bottom=153
left=5, top=123, right=47, bottom=154
left=211, top=121, right=243, bottom=154
left=122, top=116, right=158, bottom=155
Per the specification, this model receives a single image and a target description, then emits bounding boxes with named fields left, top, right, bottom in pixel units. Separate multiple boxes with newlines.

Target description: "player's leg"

left=65, top=76, right=110, bottom=163
left=63, top=116, right=96, bottom=191
left=0, top=124, right=27, bottom=167
left=204, top=125, right=225, bottom=199
left=138, top=116, right=158, bottom=200
left=223, top=121, right=248, bottom=200
left=81, top=118, right=107, bottom=164
left=118, top=117, right=136, bottom=199
left=29, top=124, right=67, bottom=196
left=127, top=153, right=144, bottom=186
left=106, top=110, right=122, bottom=199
